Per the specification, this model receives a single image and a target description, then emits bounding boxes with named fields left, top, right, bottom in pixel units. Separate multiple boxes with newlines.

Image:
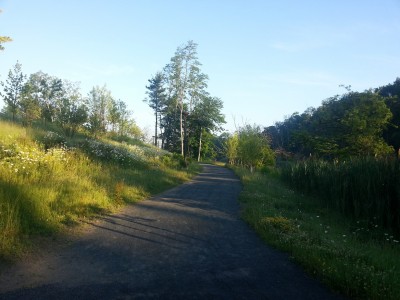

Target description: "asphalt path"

left=0, top=164, right=343, bottom=299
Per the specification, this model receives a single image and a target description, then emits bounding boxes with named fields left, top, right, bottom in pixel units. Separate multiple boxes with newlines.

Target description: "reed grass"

left=281, top=157, right=400, bottom=235
left=234, top=166, right=400, bottom=299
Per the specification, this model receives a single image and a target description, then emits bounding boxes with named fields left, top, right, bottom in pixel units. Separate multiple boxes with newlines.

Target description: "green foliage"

left=228, top=124, right=275, bottom=172
left=281, top=158, right=400, bottom=234
left=225, top=133, right=239, bottom=165
left=266, top=90, right=394, bottom=158
left=55, top=81, right=88, bottom=137
left=0, top=120, right=195, bottom=261
left=158, top=40, right=226, bottom=159
left=163, top=40, right=208, bottom=156
left=378, top=78, right=400, bottom=153
left=234, top=166, right=400, bottom=299
left=145, top=72, right=167, bottom=146
left=190, top=95, right=225, bottom=161
left=0, top=62, right=26, bottom=122
left=0, top=61, right=140, bottom=139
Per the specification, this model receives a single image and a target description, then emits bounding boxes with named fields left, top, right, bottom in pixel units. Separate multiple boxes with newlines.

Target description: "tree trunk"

left=180, top=106, right=184, bottom=156
left=155, top=111, right=158, bottom=147
left=197, top=128, right=202, bottom=162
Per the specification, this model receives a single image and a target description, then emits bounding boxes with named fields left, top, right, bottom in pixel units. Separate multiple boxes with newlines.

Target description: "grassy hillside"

left=0, top=120, right=198, bottom=261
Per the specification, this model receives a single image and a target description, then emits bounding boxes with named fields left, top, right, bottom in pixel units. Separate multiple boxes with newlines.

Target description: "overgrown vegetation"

left=235, top=166, right=400, bottom=299
left=0, top=120, right=198, bottom=261
left=281, top=158, right=400, bottom=234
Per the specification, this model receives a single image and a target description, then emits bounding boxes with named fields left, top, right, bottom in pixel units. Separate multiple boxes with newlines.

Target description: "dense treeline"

left=144, top=41, right=225, bottom=161
left=0, top=62, right=142, bottom=140
left=264, top=79, right=400, bottom=159
left=260, top=78, right=400, bottom=235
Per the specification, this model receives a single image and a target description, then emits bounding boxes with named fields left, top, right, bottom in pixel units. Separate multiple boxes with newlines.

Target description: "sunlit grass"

left=234, top=166, right=400, bottom=300
left=0, top=120, right=197, bottom=261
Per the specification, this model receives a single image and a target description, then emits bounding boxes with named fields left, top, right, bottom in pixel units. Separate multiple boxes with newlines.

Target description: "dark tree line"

left=144, top=41, right=225, bottom=160
left=264, top=78, right=400, bottom=159
left=0, top=62, right=141, bottom=139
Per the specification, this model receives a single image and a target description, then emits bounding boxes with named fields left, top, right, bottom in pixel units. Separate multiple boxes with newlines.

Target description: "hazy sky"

left=1, top=0, right=400, bottom=133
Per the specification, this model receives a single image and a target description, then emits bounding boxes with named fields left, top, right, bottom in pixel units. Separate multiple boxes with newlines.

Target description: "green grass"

left=281, top=158, right=400, bottom=234
left=234, top=166, right=400, bottom=299
left=0, top=120, right=199, bottom=261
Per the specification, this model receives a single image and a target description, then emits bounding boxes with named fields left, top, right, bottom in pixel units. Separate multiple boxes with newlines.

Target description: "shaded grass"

left=234, top=166, right=400, bottom=300
left=0, top=120, right=198, bottom=261
left=281, top=158, right=400, bottom=234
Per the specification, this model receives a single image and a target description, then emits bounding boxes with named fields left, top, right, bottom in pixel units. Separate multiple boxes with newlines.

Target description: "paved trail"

left=0, top=164, right=343, bottom=299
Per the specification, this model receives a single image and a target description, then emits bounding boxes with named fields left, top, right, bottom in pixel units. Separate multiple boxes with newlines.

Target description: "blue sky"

left=1, top=0, right=400, bottom=134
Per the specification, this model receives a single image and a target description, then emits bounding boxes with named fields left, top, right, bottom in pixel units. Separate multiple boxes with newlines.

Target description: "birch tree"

left=164, top=41, right=208, bottom=156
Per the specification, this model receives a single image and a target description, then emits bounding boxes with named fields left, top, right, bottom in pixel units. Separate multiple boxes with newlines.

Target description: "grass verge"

left=234, top=166, right=400, bottom=300
left=0, top=120, right=200, bottom=261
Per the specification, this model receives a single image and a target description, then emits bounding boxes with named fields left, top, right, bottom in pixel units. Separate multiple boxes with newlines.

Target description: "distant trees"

left=264, top=85, right=398, bottom=159
left=1, top=62, right=141, bottom=140
left=163, top=40, right=209, bottom=156
left=56, top=81, right=87, bottom=137
left=25, top=71, right=63, bottom=125
left=144, top=41, right=225, bottom=159
left=190, top=96, right=225, bottom=161
left=0, top=62, right=25, bottom=121
left=377, top=78, right=400, bottom=155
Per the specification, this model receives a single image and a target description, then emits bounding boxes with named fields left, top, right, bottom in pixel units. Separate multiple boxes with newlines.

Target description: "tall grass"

left=0, top=120, right=197, bottom=260
left=234, top=166, right=400, bottom=299
left=281, top=157, right=400, bottom=234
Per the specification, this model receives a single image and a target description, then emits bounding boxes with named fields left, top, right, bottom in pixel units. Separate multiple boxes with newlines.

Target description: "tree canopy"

left=264, top=81, right=400, bottom=159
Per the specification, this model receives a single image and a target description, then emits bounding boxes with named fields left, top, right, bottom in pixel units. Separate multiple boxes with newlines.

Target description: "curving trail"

left=0, top=164, right=343, bottom=299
